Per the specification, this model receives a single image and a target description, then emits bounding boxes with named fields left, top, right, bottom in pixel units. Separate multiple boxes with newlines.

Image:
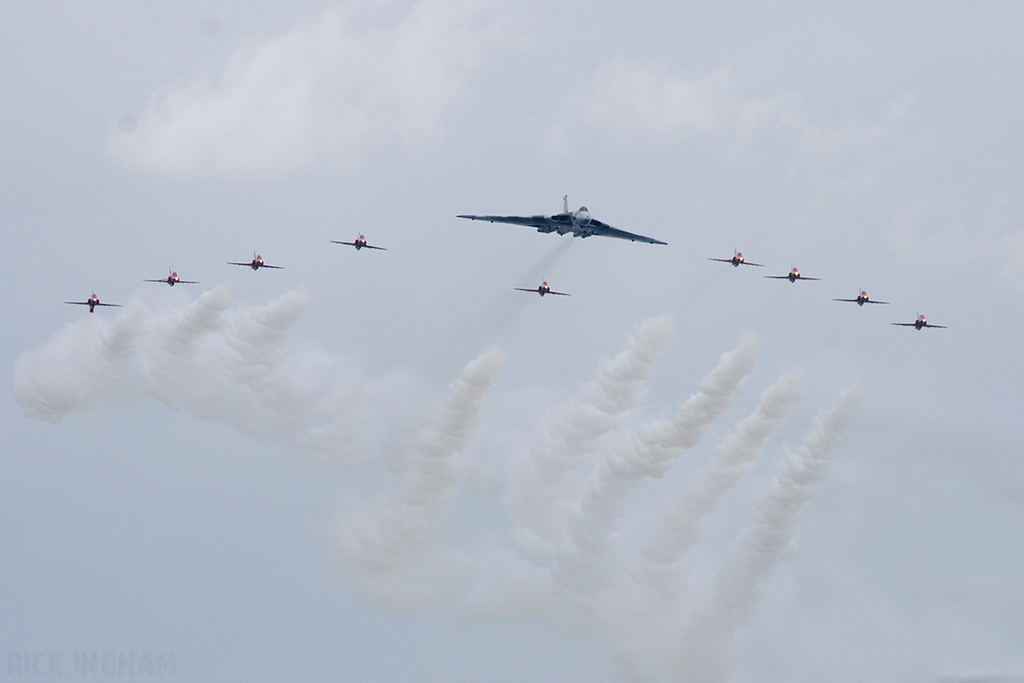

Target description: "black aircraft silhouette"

left=65, top=293, right=121, bottom=313
left=146, top=267, right=200, bottom=286
left=708, top=249, right=764, bottom=267
left=765, top=267, right=821, bottom=282
left=515, top=281, right=570, bottom=297
left=228, top=253, right=284, bottom=270
left=892, top=314, right=946, bottom=330
left=330, top=234, right=387, bottom=251
left=459, top=196, right=667, bottom=245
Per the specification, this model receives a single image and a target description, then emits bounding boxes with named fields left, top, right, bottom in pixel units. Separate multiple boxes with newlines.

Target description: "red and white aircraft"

left=330, top=234, right=387, bottom=251
left=765, top=267, right=821, bottom=282
left=64, top=293, right=121, bottom=313
left=146, top=267, right=199, bottom=286
left=833, top=289, right=889, bottom=306
left=892, top=314, right=946, bottom=330
left=708, top=249, right=764, bottom=267
left=515, top=281, right=570, bottom=297
left=228, top=253, right=284, bottom=270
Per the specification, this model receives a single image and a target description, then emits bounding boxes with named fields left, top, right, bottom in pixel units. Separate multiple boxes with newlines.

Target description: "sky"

left=3, top=1, right=1023, bottom=681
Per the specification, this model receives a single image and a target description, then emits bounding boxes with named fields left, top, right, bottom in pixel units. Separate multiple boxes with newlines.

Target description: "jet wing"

left=585, top=219, right=668, bottom=245
left=514, top=288, right=570, bottom=296
left=228, top=261, right=284, bottom=269
left=708, top=257, right=764, bottom=266
left=331, top=240, right=388, bottom=251
left=457, top=214, right=569, bottom=234
left=835, top=297, right=888, bottom=304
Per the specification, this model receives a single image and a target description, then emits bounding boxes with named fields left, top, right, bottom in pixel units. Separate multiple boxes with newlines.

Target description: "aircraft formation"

left=705, top=249, right=945, bottom=329
left=63, top=196, right=946, bottom=329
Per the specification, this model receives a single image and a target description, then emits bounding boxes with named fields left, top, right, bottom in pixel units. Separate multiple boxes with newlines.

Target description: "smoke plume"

left=340, top=348, right=505, bottom=580
left=508, top=314, right=675, bottom=561
left=676, top=382, right=863, bottom=682
left=17, top=295, right=862, bottom=683
left=14, top=287, right=417, bottom=468
left=640, top=370, right=805, bottom=598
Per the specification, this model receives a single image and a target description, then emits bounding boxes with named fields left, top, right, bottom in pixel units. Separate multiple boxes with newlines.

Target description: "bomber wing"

left=584, top=219, right=668, bottom=245
left=457, top=213, right=666, bottom=244
left=457, top=213, right=569, bottom=233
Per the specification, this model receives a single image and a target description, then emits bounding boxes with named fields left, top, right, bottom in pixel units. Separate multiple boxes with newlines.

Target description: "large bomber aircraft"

left=228, top=253, right=284, bottom=270
left=65, top=293, right=121, bottom=313
left=891, top=314, right=946, bottom=330
left=458, top=196, right=667, bottom=245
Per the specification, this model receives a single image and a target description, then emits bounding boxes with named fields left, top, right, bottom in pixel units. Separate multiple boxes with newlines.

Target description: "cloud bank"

left=107, top=0, right=511, bottom=176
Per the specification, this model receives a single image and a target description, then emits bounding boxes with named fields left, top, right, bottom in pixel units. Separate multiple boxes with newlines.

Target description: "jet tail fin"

left=563, top=195, right=568, bottom=214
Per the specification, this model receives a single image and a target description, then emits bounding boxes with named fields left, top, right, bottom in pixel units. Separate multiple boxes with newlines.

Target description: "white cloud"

left=107, top=0, right=508, bottom=177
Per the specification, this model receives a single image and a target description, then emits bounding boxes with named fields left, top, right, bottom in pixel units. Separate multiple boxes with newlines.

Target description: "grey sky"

left=3, top=1, right=1023, bottom=681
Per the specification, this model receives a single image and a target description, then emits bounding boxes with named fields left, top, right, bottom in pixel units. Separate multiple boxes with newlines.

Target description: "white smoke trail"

left=519, top=237, right=575, bottom=289
left=605, top=334, right=760, bottom=481
left=677, top=382, right=863, bottom=683
left=640, top=370, right=805, bottom=598
left=18, top=297, right=866, bottom=682
left=557, top=336, right=760, bottom=586
left=534, top=314, right=676, bottom=473
left=13, top=287, right=415, bottom=467
left=340, top=348, right=505, bottom=581
left=508, top=315, right=675, bottom=560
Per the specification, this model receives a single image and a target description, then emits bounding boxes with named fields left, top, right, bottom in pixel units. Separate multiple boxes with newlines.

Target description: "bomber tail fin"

left=563, top=195, right=569, bottom=214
